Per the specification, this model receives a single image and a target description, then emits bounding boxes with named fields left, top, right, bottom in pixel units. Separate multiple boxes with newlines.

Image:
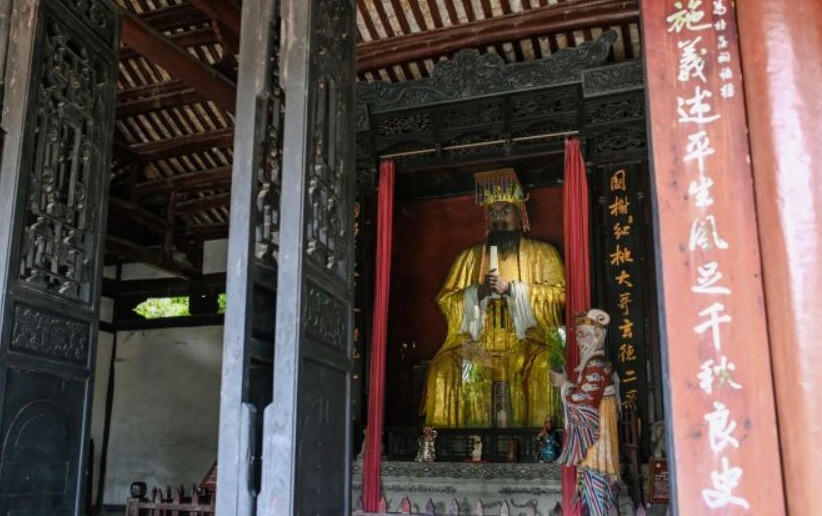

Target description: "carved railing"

left=125, top=484, right=214, bottom=516
left=353, top=496, right=563, bottom=516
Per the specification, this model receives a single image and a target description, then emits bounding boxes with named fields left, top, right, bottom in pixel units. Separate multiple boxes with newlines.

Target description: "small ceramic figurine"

left=470, top=435, right=483, bottom=462
left=536, top=417, right=561, bottom=463
left=414, top=426, right=437, bottom=462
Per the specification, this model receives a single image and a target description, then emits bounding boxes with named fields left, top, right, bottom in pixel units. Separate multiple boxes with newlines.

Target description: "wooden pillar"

left=736, top=1, right=822, bottom=513
left=639, top=1, right=786, bottom=513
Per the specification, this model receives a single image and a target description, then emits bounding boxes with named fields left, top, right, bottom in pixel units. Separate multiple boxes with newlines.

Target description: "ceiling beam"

left=118, top=80, right=189, bottom=103
left=120, top=27, right=218, bottom=61
left=106, top=236, right=201, bottom=280
left=139, top=3, right=210, bottom=33
left=108, top=196, right=168, bottom=233
left=189, top=0, right=242, bottom=39
left=117, top=87, right=204, bottom=118
left=133, top=165, right=233, bottom=196
left=356, top=0, right=640, bottom=72
left=176, top=193, right=232, bottom=214
left=129, top=128, right=235, bottom=162
left=120, top=7, right=237, bottom=114
left=179, top=224, right=229, bottom=241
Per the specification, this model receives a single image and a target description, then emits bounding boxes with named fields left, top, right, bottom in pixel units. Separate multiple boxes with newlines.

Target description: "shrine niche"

left=352, top=27, right=658, bottom=512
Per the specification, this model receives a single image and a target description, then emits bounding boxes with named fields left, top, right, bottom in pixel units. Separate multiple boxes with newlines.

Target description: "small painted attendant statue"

left=414, top=426, right=437, bottom=462
left=552, top=308, right=620, bottom=516
left=536, top=416, right=561, bottom=463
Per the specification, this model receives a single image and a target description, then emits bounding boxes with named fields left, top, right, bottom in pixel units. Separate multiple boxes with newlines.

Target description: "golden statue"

left=420, top=169, right=566, bottom=428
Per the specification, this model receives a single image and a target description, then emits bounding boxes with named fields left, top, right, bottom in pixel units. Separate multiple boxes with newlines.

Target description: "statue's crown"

left=474, top=168, right=526, bottom=206
left=574, top=308, right=610, bottom=328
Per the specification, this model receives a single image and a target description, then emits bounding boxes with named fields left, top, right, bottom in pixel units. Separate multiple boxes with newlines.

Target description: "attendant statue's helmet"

left=574, top=308, right=610, bottom=355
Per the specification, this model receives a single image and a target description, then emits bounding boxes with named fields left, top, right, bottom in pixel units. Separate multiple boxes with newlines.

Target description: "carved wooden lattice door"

left=0, top=1, right=119, bottom=514
left=217, top=0, right=357, bottom=514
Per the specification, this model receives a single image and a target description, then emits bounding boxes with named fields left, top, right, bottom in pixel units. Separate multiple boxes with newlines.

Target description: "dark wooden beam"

left=356, top=0, right=639, bottom=71
left=120, top=7, right=237, bottom=114
left=129, top=128, right=234, bottom=162
left=139, top=3, right=211, bottom=33
left=133, top=165, right=232, bottom=196
left=108, top=196, right=168, bottom=233
left=179, top=224, right=230, bottom=241
left=117, top=87, right=204, bottom=118
left=117, top=80, right=189, bottom=103
left=190, top=0, right=242, bottom=38
left=176, top=193, right=232, bottom=214
left=106, top=235, right=201, bottom=279
left=120, top=27, right=218, bottom=61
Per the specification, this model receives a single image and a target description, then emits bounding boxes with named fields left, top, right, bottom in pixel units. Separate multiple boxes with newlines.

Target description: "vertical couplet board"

left=640, top=1, right=786, bottom=513
left=258, top=0, right=356, bottom=514
left=0, top=1, right=118, bottom=514
left=596, top=164, right=649, bottom=437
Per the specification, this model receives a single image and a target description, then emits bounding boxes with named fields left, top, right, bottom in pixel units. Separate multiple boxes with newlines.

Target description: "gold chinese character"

left=622, top=389, right=639, bottom=411
left=619, top=318, right=635, bottom=339
left=610, top=170, right=627, bottom=191
left=608, top=196, right=630, bottom=216
left=623, top=369, right=638, bottom=383
left=619, top=343, right=637, bottom=362
left=618, top=292, right=632, bottom=315
left=615, top=270, right=633, bottom=288
left=610, top=245, right=634, bottom=266
left=613, top=222, right=631, bottom=240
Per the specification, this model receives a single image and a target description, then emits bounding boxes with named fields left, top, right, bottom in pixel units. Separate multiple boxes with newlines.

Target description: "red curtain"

left=362, top=159, right=395, bottom=511
left=562, top=137, right=590, bottom=515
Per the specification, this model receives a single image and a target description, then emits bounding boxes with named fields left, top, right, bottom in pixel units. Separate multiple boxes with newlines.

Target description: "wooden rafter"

left=120, top=7, right=237, bottom=114
left=189, top=0, right=242, bottom=38
left=139, top=3, right=210, bottom=33
left=117, top=80, right=190, bottom=103
left=106, top=236, right=201, bottom=279
left=133, top=166, right=232, bottom=196
left=129, top=128, right=234, bottom=162
left=108, top=197, right=168, bottom=233
left=176, top=193, right=232, bottom=214
left=356, top=0, right=639, bottom=72
left=117, top=87, right=204, bottom=118
left=120, top=27, right=218, bottom=61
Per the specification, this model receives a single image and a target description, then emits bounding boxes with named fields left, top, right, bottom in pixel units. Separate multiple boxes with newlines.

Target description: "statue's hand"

left=485, top=270, right=509, bottom=295
left=551, top=369, right=567, bottom=387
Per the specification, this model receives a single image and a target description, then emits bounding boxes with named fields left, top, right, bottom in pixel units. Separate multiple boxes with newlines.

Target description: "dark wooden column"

left=736, top=1, right=822, bottom=513
left=640, top=0, right=786, bottom=513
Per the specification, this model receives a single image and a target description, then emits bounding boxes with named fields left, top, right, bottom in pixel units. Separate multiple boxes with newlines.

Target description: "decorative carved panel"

left=18, top=15, right=114, bottom=302
left=10, top=303, right=89, bottom=364
left=582, top=61, right=645, bottom=98
left=306, top=0, right=354, bottom=279
left=358, top=31, right=617, bottom=112
left=585, top=95, right=645, bottom=125
left=66, top=0, right=117, bottom=47
left=254, top=14, right=284, bottom=268
left=510, top=88, right=578, bottom=120
left=301, top=280, right=346, bottom=350
left=587, top=122, right=647, bottom=157
left=375, top=112, right=432, bottom=137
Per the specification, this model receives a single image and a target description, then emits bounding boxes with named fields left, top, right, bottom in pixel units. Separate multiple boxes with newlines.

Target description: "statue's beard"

left=486, top=230, right=521, bottom=258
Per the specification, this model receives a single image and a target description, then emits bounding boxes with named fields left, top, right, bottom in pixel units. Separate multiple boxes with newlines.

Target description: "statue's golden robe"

left=421, top=238, right=566, bottom=427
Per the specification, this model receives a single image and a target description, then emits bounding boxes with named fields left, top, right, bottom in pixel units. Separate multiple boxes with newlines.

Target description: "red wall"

left=385, top=187, right=564, bottom=426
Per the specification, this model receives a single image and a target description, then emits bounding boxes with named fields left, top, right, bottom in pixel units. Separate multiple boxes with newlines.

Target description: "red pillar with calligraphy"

left=736, top=1, right=822, bottom=513
left=640, top=0, right=786, bottom=513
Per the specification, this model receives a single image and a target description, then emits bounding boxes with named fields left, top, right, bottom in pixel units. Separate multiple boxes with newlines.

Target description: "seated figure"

left=553, top=308, right=621, bottom=516
left=420, top=169, right=566, bottom=428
